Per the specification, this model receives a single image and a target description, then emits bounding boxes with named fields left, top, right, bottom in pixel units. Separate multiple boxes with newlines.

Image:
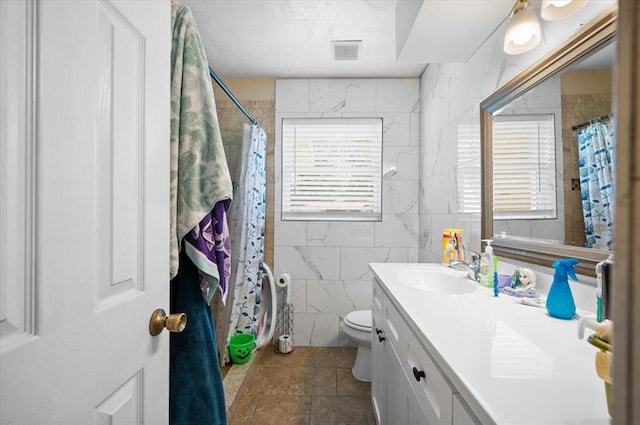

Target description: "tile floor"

left=224, top=346, right=375, bottom=425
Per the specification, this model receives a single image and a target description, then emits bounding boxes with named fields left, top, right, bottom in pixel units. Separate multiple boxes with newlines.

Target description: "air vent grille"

left=332, top=40, right=361, bottom=61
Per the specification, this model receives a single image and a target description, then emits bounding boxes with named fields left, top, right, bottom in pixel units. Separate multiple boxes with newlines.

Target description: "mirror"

left=481, top=6, right=616, bottom=277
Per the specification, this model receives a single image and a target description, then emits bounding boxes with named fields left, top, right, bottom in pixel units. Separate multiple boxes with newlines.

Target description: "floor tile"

left=240, top=365, right=292, bottom=395
left=250, top=394, right=312, bottom=425
left=309, top=395, right=375, bottom=425
left=288, top=366, right=337, bottom=396
left=336, top=367, right=371, bottom=397
left=314, top=347, right=357, bottom=368
left=227, top=394, right=258, bottom=425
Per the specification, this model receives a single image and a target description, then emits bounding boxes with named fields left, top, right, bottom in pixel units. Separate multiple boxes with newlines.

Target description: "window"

left=281, top=117, right=382, bottom=221
left=492, top=114, right=557, bottom=220
left=456, top=123, right=481, bottom=214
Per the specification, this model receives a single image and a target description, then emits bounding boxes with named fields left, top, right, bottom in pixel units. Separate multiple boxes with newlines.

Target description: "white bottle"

left=480, top=239, right=495, bottom=288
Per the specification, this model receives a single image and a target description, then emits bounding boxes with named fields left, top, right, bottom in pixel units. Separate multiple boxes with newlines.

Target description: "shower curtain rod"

left=572, top=113, right=612, bottom=131
left=208, top=65, right=258, bottom=126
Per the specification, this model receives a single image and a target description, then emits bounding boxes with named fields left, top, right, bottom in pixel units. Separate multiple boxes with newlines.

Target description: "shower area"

left=209, top=77, right=277, bottom=364
left=169, top=5, right=276, bottom=424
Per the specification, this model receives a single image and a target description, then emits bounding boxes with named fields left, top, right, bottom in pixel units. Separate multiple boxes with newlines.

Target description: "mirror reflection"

left=491, top=40, right=616, bottom=251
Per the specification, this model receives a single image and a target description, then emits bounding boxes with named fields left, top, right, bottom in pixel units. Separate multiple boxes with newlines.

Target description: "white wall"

left=418, top=0, right=616, bottom=263
left=274, top=79, right=420, bottom=346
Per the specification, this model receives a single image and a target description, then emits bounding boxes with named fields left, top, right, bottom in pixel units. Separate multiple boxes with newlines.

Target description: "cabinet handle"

left=378, top=335, right=386, bottom=342
left=375, top=328, right=383, bottom=335
left=412, top=367, right=426, bottom=382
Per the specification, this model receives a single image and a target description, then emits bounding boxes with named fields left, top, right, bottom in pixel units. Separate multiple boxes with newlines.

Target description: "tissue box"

left=442, top=228, right=463, bottom=265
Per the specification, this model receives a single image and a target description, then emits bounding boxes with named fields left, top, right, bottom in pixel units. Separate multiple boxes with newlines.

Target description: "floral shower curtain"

left=227, top=123, right=267, bottom=345
left=576, top=117, right=615, bottom=250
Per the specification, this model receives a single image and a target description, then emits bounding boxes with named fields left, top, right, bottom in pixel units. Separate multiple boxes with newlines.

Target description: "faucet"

left=449, top=250, right=481, bottom=281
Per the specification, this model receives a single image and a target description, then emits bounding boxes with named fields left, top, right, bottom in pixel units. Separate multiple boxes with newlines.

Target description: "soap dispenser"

left=480, top=239, right=495, bottom=288
left=546, top=258, right=579, bottom=320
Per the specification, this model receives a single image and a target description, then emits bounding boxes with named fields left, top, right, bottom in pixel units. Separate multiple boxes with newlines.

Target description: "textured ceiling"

left=182, top=0, right=514, bottom=79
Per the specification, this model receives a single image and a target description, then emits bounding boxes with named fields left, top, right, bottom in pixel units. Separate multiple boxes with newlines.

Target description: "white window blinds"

left=492, top=114, right=557, bottom=219
left=281, top=117, right=382, bottom=221
left=457, top=123, right=481, bottom=214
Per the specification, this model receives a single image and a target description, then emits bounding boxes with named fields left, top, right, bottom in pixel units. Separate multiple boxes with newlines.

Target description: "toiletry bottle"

left=493, top=254, right=499, bottom=297
left=480, top=239, right=495, bottom=288
left=546, top=258, right=579, bottom=320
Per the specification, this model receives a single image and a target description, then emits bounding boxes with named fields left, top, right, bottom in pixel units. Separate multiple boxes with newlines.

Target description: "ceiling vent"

left=332, top=40, right=361, bottom=61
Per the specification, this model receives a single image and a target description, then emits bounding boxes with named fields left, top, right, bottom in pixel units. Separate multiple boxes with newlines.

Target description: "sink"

left=394, top=264, right=477, bottom=294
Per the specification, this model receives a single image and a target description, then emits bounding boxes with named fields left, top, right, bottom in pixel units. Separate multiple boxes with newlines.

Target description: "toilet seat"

left=344, top=310, right=372, bottom=332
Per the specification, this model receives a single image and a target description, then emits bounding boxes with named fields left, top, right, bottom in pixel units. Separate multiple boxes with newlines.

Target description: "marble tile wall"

left=418, top=0, right=615, bottom=263
left=275, top=79, right=420, bottom=346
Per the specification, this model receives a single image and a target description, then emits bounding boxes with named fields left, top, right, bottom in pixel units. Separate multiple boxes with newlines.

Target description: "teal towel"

left=170, top=250, right=226, bottom=425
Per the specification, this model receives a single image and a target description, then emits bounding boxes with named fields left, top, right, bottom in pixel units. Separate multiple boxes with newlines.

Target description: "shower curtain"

left=226, top=123, right=267, bottom=346
left=575, top=117, right=615, bottom=250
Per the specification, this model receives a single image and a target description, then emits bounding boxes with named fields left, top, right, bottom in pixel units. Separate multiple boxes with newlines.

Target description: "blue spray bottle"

left=545, top=258, right=579, bottom=320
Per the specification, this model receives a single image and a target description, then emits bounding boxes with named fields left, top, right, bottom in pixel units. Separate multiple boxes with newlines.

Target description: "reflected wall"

left=418, top=0, right=616, bottom=263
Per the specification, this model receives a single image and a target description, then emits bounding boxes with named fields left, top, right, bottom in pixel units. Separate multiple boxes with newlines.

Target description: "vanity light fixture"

left=541, top=0, right=588, bottom=21
left=504, top=0, right=541, bottom=55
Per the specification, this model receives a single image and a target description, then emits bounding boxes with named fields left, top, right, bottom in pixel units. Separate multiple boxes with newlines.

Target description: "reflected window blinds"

left=493, top=114, right=557, bottom=219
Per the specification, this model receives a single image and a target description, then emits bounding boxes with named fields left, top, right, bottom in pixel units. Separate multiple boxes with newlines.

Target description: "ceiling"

left=182, top=0, right=515, bottom=79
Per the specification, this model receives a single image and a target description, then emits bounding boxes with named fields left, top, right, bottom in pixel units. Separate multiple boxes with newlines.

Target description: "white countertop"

left=370, top=263, right=611, bottom=425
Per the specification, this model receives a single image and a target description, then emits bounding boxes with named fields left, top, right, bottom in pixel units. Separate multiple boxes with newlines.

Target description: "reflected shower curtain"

left=576, top=118, right=615, bottom=250
left=227, top=123, right=267, bottom=349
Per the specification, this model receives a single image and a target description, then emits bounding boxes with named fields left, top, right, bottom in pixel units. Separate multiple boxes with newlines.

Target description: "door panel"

left=95, top=370, right=143, bottom=425
left=0, top=0, right=36, bottom=347
left=0, top=1, right=170, bottom=424
left=95, top=0, right=145, bottom=306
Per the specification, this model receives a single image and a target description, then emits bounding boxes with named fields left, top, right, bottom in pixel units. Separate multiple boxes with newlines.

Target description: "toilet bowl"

left=343, top=310, right=372, bottom=382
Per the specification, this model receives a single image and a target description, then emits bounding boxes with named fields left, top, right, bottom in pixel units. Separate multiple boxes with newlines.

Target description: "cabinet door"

left=404, top=316, right=454, bottom=424
left=453, top=394, right=480, bottom=425
left=407, top=383, right=433, bottom=425
left=386, top=339, right=433, bottom=425
left=372, top=315, right=386, bottom=424
left=385, top=340, right=408, bottom=425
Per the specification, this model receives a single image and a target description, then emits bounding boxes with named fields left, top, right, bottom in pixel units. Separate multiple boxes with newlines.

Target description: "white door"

left=0, top=0, right=171, bottom=424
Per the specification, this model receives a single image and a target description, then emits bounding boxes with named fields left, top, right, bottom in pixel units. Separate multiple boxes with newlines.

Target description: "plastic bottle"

left=480, top=239, right=495, bottom=288
left=545, top=258, right=579, bottom=320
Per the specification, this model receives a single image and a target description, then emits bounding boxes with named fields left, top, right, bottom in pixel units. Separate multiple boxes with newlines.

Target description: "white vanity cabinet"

left=370, top=262, right=611, bottom=425
left=371, top=277, right=480, bottom=425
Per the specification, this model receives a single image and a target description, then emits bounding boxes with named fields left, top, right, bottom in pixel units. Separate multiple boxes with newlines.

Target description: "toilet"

left=343, top=310, right=372, bottom=382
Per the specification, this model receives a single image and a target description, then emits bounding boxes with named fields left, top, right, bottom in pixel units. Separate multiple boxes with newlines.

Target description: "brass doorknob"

left=149, top=308, right=187, bottom=336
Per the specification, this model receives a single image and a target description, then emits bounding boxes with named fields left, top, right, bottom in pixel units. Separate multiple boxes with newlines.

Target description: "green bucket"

left=228, top=333, right=255, bottom=364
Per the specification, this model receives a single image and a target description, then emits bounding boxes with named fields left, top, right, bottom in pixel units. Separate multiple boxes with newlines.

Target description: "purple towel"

left=183, top=200, right=231, bottom=304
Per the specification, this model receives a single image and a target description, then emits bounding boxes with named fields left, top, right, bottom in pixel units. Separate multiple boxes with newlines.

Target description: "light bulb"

left=549, top=0, right=572, bottom=7
left=511, top=22, right=538, bottom=45
left=504, top=5, right=541, bottom=54
left=541, top=0, right=588, bottom=21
